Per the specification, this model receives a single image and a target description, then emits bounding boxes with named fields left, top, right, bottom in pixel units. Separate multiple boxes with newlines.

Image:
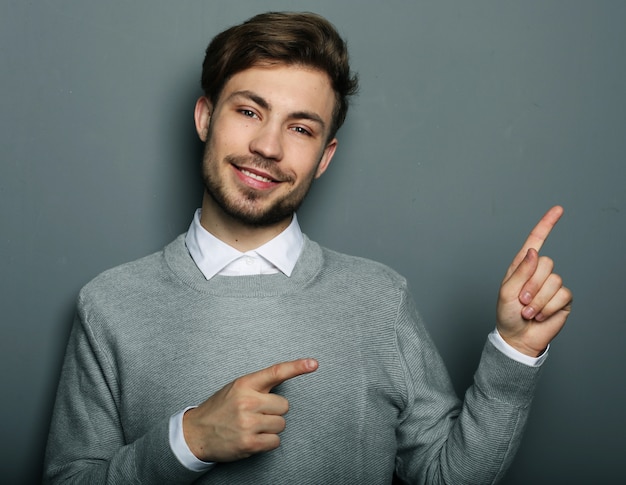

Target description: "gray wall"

left=1, top=1, right=624, bottom=483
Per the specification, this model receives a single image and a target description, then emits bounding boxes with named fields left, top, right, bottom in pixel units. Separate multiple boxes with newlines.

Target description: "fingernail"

left=522, top=306, right=535, bottom=319
left=521, top=292, right=532, bottom=305
left=535, top=312, right=545, bottom=322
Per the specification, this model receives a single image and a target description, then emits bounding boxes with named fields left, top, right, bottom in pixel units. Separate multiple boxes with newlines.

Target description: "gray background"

left=1, top=1, right=624, bottom=483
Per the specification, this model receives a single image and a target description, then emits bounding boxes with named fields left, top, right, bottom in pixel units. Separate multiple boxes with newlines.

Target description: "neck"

left=199, top=192, right=292, bottom=252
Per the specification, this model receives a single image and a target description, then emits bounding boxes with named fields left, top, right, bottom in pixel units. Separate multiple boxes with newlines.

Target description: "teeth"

left=241, top=168, right=273, bottom=183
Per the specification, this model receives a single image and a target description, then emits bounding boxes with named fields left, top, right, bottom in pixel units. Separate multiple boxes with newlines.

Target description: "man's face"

left=195, top=64, right=338, bottom=228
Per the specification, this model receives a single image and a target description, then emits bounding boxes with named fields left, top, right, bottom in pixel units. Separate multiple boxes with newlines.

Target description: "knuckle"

left=498, top=284, right=513, bottom=301
left=231, top=376, right=247, bottom=391
left=239, top=434, right=260, bottom=454
left=539, top=255, right=554, bottom=271
left=265, top=434, right=281, bottom=451
left=561, top=286, right=573, bottom=302
left=550, top=273, right=563, bottom=287
left=277, top=416, right=287, bottom=432
left=232, top=394, right=258, bottom=415
left=268, top=363, right=283, bottom=381
left=241, top=433, right=280, bottom=454
left=235, top=413, right=256, bottom=432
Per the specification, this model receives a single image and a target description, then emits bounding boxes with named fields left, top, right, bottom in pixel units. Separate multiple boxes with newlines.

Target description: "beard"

left=202, top=151, right=318, bottom=228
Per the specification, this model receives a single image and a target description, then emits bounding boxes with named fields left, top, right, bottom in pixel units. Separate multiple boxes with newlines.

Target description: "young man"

left=44, top=12, right=572, bottom=484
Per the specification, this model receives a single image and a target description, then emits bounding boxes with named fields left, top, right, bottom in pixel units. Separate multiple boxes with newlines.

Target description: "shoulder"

left=316, top=242, right=408, bottom=292
left=77, top=236, right=183, bottom=311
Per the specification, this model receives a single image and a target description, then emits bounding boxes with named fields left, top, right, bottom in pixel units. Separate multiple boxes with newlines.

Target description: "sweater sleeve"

left=394, top=286, right=542, bottom=484
left=43, top=308, right=205, bottom=484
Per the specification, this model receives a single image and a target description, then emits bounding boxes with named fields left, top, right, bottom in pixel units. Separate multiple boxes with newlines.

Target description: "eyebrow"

left=227, top=90, right=327, bottom=130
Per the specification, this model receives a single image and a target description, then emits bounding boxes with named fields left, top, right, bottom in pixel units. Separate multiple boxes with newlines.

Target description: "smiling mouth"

left=239, top=168, right=277, bottom=183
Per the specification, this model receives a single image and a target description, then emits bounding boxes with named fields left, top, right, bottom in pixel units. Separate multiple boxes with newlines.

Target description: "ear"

left=315, top=138, right=338, bottom=179
left=194, top=96, right=212, bottom=142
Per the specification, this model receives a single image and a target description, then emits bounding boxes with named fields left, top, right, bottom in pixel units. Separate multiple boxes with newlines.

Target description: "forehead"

left=219, top=64, right=336, bottom=124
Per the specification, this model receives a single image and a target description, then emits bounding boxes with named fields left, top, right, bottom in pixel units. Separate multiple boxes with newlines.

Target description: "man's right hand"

left=183, top=358, right=318, bottom=462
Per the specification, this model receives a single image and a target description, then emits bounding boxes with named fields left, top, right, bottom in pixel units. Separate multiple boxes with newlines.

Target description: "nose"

left=249, top=122, right=284, bottom=161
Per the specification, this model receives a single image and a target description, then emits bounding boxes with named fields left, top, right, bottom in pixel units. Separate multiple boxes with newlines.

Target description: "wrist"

left=170, top=407, right=215, bottom=471
left=497, top=330, right=546, bottom=357
left=489, top=329, right=548, bottom=367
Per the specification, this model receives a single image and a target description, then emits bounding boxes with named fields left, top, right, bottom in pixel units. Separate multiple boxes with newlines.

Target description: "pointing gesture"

left=497, top=206, right=573, bottom=357
left=183, top=358, right=318, bottom=462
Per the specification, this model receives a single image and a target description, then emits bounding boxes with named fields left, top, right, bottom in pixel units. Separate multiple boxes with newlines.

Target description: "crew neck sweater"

left=44, top=234, right=541, bottom=484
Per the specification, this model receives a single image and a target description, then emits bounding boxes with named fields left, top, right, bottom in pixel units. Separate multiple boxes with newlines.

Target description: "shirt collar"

left=185, top=209, right=304, bottom=280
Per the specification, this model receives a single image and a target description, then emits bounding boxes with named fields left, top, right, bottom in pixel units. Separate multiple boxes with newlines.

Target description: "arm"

left=44, top=306, right=317, bottom=483
left=396, top=206, right=572, bottom=483
left=43, top=312, right=203, bottom=484
left=394, top=290, right=540, bottom=484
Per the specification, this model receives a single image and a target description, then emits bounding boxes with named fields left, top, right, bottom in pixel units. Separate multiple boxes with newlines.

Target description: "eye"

left=239, top=109, right=258, bottom=119
left=292, top=126, right=312, bottom=136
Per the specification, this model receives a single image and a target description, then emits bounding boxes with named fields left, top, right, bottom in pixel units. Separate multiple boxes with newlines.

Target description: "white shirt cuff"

left=169, top=406, right=216, bottom=472
left=489, top=329, right=549, bottom=367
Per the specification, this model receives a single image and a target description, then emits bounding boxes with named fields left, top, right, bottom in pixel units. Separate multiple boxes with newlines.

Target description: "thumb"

left=242, top=358, right=319, bottom=394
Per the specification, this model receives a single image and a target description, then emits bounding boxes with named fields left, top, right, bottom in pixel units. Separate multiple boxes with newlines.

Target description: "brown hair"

left=201, top=11, right=359, bottom=138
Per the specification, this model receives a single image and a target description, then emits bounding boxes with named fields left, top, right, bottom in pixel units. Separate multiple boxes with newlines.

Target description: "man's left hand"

left=497, top=205, right=573, bottom=357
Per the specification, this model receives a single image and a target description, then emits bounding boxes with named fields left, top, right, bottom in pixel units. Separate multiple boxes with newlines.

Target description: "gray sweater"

left=44, top=235, right=541, bottom=484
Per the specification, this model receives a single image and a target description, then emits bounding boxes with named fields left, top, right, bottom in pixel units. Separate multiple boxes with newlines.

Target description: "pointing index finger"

left=505, top=205, right=563, bottom=279
left=242, top=358, right=319, bottom=394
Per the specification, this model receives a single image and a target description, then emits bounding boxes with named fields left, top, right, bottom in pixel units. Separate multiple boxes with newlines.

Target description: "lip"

left=232, top=164, right=281, bottom=190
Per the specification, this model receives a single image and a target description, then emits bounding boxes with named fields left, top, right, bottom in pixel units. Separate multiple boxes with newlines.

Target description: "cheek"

left=298, top=162, right=323, bottom=186
left=204, top=134, right=233, bottom=165
left=207, top=117, right=243, bottom=152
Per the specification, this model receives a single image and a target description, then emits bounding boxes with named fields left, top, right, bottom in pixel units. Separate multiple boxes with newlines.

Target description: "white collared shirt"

left=184, top=208, right=303, bottom=279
